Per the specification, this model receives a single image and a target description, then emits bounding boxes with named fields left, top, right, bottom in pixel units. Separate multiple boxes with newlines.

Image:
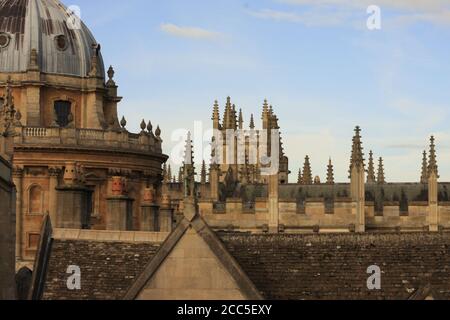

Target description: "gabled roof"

left=124, top=215, right=263, bottom=300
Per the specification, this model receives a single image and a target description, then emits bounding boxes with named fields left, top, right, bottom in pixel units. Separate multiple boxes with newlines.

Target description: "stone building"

left=0, top=0, right=168, bottom=268
left=26, top=131, right=450, bottom=300
left=3, top=0, right=450, bottom=301
left=163, top=105, right=446, bottom=235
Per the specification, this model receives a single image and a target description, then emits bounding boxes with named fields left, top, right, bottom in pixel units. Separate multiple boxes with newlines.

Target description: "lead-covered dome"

left=0, top=0, right=104, bottom=78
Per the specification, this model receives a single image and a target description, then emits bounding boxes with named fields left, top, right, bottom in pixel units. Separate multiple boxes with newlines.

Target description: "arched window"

left=29, top=185, right=43, bottom=214
left=15, top=267, right=33, bottom=300
left=54, top=100, right=72, bottom=127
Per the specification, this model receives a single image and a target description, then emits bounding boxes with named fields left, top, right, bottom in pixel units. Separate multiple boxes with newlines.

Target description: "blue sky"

left=68, top=0, right=450, bottom=182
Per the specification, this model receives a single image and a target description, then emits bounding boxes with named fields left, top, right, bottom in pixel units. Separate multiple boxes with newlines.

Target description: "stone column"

left=429, top=171, right=439, bottom=232
left=140, top=187, right=159, bottom=231
left=12, top=166, right=24, bottom=261
left=351, top=166, right=366, bottom=233
left=159, top=194, right=174, bottom=233
left=428, top=136, right=439, bottom=232
left=210, top=165, right=219, bottom=202
left=48, top=167, right=61, bottom=226
left=268, top=173, right=279, bottom=233
left=106, top=176, right=134, bottom=231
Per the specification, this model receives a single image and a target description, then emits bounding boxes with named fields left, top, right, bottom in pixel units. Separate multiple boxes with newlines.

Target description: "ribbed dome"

left=0, top=0, right=105, bottom=78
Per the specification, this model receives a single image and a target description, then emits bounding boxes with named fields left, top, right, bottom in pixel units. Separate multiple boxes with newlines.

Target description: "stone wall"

left=165, top=182, right=450, bottom=233
left=196, top=196, right=440, bottom=233
left=0, top=154, right=16, bottom=300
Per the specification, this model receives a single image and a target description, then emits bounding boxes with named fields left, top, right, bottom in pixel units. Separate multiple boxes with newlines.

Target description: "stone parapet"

left=53, top=228, right=169, bottom=243
left=14, top=127, right=162, bottom=154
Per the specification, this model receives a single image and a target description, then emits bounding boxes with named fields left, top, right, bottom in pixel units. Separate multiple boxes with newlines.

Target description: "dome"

left=0, top=0, right=105, bottom=78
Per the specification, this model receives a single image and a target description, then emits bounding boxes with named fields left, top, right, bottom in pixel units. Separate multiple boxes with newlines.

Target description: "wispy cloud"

left=276, top=0, right=450, bottom=27
left=160, top=23, right=224, bottom=41
left=278, top=0, right=450, bottom=12
left=249, top=8, right=352, bottom=27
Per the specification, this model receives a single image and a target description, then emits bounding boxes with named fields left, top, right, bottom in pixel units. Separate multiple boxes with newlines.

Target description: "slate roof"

left=39, top=226, right=450, bottom=300
left=42, top=240, right=160, bottom=300
left=219, top=232, right=450, bottom=300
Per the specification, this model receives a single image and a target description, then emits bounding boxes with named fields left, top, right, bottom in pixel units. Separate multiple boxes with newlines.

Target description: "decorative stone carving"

left=111, top=176, right=128, bottom=196
left=63, top=162, right=85, bottom=186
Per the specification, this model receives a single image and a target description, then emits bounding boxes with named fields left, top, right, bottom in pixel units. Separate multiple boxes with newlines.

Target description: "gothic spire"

left=367, top=150, right=376, bottom=184
left=162, top=163, right=168, bottom=183
left=249, top=114, right=255, bottom=129
left=167, top=164, right=172, bottom=183
left=377, top=157, right=386, bottom=184
left=201, top=160, right=207, bottom=184
left=261, top=99, right=269, bottom=129
left=183, top=132, right=194, bottom=168
left=302, top=156, right=313, bottom=185
left=232, top=104, right=238, bottom=129
left=183, top=132, right=196, bottom=198
left=420, top=150, right=428, bottom=184
left=297, top=167, right=302, bottom=184
left=222, top=96, right=233, bottom=129
left=238, top=109, right=243, bottom=130
left=349, top=126, right=365, bottom=176
left=262, top=99, right=269, bottom=116
left=428, top=136, right=439, bottom=178
left=212, top=100, right=220, bottom=130
left=327, top=158, right=335, bottom=185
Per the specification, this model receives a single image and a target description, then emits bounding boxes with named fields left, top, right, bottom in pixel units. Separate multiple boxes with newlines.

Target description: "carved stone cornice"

left=107, top=167, right=132, bottom=178
left=12, top=165, right=24, bottom=178
left=48, top=166, right=63, bottom=177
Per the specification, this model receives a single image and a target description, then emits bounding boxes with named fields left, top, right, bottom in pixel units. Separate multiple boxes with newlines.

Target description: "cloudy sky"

left=69, top=0, right=450, bottom=182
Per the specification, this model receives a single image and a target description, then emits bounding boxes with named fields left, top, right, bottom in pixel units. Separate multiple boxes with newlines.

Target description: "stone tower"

left=0, top=0, right=168, bottom=266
